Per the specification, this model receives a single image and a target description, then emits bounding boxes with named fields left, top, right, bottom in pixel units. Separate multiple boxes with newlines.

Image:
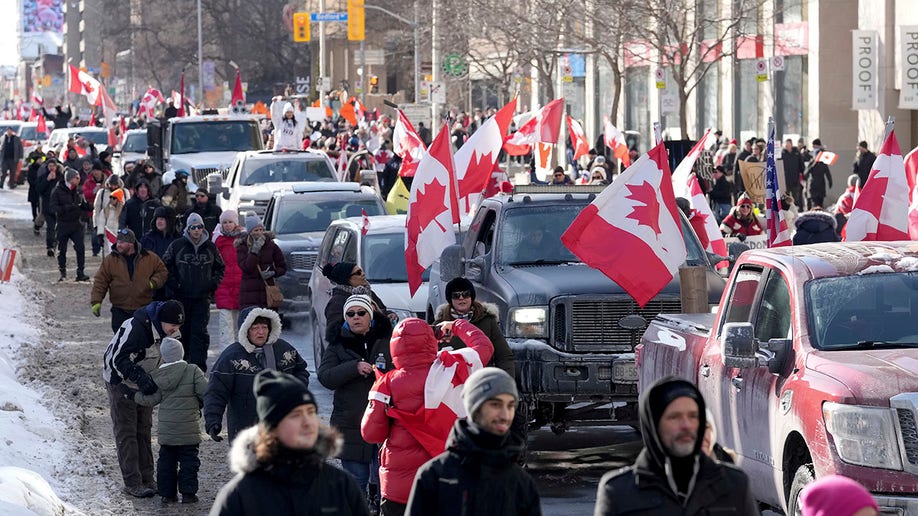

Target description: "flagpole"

left=883, top=115, right=895, bottom=142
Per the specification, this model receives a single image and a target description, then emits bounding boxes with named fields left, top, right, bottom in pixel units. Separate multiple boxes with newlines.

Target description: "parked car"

left=210, top=149, right=337, bottom=218
left=261, top=182, right=387, bottom=320
left=44, top=126, right=110, bottom=156
left=637, top=241, right=918, bottom=514
left=308, top=215, right=432, bottom=362
left=112, top=128, right=148, bottom=175
left=18, top=122, right=49, bottom=162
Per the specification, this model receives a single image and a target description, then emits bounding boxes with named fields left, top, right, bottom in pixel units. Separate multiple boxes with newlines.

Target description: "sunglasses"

left=188, top=224, right=204, bottom=230
left=345, top=310, right=368, bottom=318
left=554, top=173, right=564, bottom=177
left=351, top=269, right=364, bottom=277
left=451, top=290, right=471, bottom=300
left=592, top=175, right=603, bottom=180
left=195, top=194, right=208, bottom=198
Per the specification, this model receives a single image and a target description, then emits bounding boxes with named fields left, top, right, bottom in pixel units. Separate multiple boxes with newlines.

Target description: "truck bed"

left=639, top=312, right=716, bottom=386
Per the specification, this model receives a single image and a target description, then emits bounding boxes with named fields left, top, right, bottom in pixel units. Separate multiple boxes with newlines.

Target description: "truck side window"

left=474, top=211, right=496, bottom=257
left=721, top=268, right=762, bottom=328
left=754, top=269, right=792, bottom=342
left=326, top=230, right=352, bottom=266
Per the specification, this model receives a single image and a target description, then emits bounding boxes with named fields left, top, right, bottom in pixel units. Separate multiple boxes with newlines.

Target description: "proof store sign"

left=852, top=30, right=879, bottom=110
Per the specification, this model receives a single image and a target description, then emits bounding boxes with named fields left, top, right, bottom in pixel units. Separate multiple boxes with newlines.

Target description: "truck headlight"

left=823, top=402, right=902, bottom=470
left=508, top=306, right=548, bottom=339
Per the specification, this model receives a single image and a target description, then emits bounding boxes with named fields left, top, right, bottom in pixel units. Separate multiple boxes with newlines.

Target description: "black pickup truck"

left=427, top=184, right=725, bottom=433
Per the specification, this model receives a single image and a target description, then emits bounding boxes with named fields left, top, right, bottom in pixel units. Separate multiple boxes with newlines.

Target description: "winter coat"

left=127, top=169, right=163, bottom=196
left=102, top=302, right=171, bottom=388
left=161, top=180, right=190, bottom=213
left=140, top=207, right=181, bottom=259
left=853, top=150, right=876, bottom=188
left=36, top=164, right=64, bottom=216
left=91, top=244, right=169, bottom=311
left=162, top=228, right=225, bottom=300
left=209, top=425, right=368, bottom=516
left=804, top=161, right=833, bottom=199
left=94, top=191, right=124, bottom=238
left=82, top=172, right=110, bottom=205
left=708, top=175, right=733, bottom=205
left=134, top=360, right=206, bottom=446
left=792, top=210, right=839, bottom=246
left=185, top=200, right=222, bottom=234
left=317, top=314, right=393, bottom=463
left=406, top=420, right=541, bottom=516
left=0, top=133, right=23, bottom=163
left=214, top=231, right=244, bottom=310
left=270, top=101, right=308, bottom=151
left=361, top=318, right=494, bottom=504
left=49, top=181, right=91, bottom=230
left=782, top=150, right=805, bottom=192
left=203, top=307, right=310, bottom=440
left=120, top=179, right=159, bottom=237
left=719, top=209, right=763, bottom=237
left=594, top=378, right=758, bottom=516
left=435, top=302, right=515, bottom=377
left=26, top=156, right=43, bottom=204
left=324, top=286, right=388, bottom=346
left=236, top=232, right=287, bottom=309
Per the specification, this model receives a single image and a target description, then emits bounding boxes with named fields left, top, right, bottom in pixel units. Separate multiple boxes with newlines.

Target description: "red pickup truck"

left=637, top=242, right=918, bottom=514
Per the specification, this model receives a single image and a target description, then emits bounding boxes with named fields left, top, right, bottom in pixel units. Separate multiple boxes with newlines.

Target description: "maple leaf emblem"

left=82, top=81, right=95, bottom=94
left=854, top=175, right=888, bottom=221
left=625, top=180, right=662, bottom=235
left=460, top=149, right=494, bottom=198
left=410, top=179, right=449, bottom=232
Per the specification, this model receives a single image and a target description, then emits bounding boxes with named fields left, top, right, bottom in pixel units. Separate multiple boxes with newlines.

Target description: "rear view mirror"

left=722, top=322, right=757, bottom=368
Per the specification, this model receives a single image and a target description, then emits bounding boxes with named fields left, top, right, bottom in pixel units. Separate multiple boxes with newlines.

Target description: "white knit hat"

left=343, top=294, right=374, bottom=320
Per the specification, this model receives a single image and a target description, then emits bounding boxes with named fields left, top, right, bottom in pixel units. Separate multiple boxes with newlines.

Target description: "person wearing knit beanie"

left=322, top=261, right=359, bottom=286
left=219, top=209, right=238, bottom=224
left=245, top=212, right=264, bottom=234
left=800, top=475, right=879, bottom=516
left=254, top=369, right=317, bottom=429
left=160, top=337, right=185, bottom=364
left=462, top=367, right=518, bottom=434
left=342, top=294, right=374, bottom=321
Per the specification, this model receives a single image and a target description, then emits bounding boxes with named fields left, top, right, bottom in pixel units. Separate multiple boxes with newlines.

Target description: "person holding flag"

left=763, top=119, right=792, bottom=247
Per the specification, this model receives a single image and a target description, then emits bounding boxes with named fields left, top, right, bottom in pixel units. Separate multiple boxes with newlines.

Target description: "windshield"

left=78, top=131, right=110, bottom=145
left=363, top=233, right=430, bottom=283
left=807, top=272, right=918, bottom=349
left=275, top=198, right=383, bottom=234
left=240, top=158, right=335, bottom=185
left=19, top=126, right=46, bottom=141
left=0, top=123, right=21, bottom=134
left=171, top=121, right=261, bottom=154
left=498, top=204, right=707, bottom=266
left=122, top=132, right=147, bottom=152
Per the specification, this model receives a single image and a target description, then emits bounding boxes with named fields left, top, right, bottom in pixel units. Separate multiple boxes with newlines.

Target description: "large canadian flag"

left=502, top=98, right=564, bottom=156
left=688, top=174, right=728, bottom=258
left=562, top=142, right=686, bottom=307
left=603, top=117, right=631, bottom=168
left=69, top=65, right=104, bottom=106
left=671, top=128, right=712, bottom=199
left=567, top=115, right=590, bottom=160
left=453, top=98, right=515, bottom=214
left=138, top=88, right=164, bottom=118
left=844, top=130, right=910, bottom=242
left=392, top=109, right=427, bottom=178
left=405, top=125, right=459, bottom=295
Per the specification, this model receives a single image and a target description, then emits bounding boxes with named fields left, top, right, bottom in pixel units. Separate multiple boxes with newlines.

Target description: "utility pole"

left=319, top=0, right=327, bottom=104
left=197, top=0, right=204, bottom=107
left=431, top=0, right=439, bottom=137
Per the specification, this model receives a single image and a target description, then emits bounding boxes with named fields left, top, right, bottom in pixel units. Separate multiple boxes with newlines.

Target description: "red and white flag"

left=69, top=65, right=104, bottom=106
left=904, top=146, right=918, bottom=239
left=405, top=124, right=459, bottom=296
left=231, top=69, right=245, bottom=110
left=31, top=92, right=43, bottom=107
left=566, top=115, right=590, bottom=160
left=603, top=117, right=631, bottom=168
left=35, top=111, right=47, bottom=134
left=453, top=98, right=515, bottom=214
left=815, top=150, right=838, bottom=166
left=138, top=88, right=164, bottom=118
left=361, top=208, right=370, bottom=236
left=392, top=109, right=427, bottom=178
left=688, top=174, right=728, bottom=258
left=561, top=142, right=686, bottom=307
left=844, top=130, right=910, bottom=242
left=502, top=98, right=564, bottom=156
left=671, top=128, right=712, bottom=199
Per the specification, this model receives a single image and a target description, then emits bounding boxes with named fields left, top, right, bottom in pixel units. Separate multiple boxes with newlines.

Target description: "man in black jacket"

left=853, top=140, right=877, bottom=188
left=594, top=376, right=758, bottom=515
left=36, top=157, right=63, bottom=255
left=49, top=169, right=92, bottom=281
left=782, top=139, right=805, bottom=209
left=406, top=367, right=541, bottom=516
left=162, top=212, right=225, bottom=371
left=0, top=126, right=23, bottom=189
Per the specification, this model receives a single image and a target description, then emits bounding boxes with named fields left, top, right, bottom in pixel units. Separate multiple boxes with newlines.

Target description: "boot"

left=367, top=483, right=380, bottom=516
left=75, top=272, right=90, bottom=282
left=58, top=269, right=66, bottom=282
left=47, top=248, right=55, bottom=257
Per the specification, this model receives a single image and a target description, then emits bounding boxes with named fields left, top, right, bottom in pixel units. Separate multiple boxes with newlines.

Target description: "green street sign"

left=441, top=53, right=468, bottom=77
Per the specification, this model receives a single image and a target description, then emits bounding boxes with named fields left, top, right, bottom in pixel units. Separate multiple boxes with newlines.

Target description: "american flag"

left=765, top=123, right=792, bottom=247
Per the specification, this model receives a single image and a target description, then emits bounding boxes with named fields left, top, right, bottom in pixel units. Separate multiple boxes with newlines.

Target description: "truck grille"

left=897, top=408, right=918, bottom=466
left=554, top=296, right=682, bottom=352
left=288, top=252, right=317, bottom=272
left=191, top=167, right=221, bottom=186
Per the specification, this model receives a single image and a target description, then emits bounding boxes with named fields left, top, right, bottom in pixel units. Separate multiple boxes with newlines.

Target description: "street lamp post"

left=197, top=0, right=204, bottom=107
left=363, top=2, right=421, bottom=103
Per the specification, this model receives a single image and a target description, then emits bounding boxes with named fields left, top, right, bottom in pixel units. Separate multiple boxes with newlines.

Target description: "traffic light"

left=293, top=12, right=310, bottom=42
left=369, top=75, right=378, bottom=93
left=347, top=0, right=365, bottom=41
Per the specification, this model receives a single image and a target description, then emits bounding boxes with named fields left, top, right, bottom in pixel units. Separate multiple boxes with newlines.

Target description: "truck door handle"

left=731, top=377, right=744, bottom=390
left=700, top=365, right=710, bottom=378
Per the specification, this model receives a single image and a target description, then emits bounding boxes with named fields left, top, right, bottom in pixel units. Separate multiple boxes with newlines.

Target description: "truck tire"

left=787, top=463, right=815, bottom=516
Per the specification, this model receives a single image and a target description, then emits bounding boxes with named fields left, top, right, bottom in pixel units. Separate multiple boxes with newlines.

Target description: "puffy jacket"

left=162, top=228, right=225, bottom=300
left=203, top=307, right=310, bottom=440
left=214, top=231, right=243, bottom=310
left=435, top=301, right=514, bottom=377
left=134, top=361, right=206, bottom=446
left=317, top=313, right=393, bottom=463
left=361, top=318, right=494, bottom=504
left=120, top=179, right=161, bottom=237
left=406, top=420, right=541, bottom=516
left=140, top=206, right=181, bottom=259
left=36, top=164, right=64, bottom=216
left=102, top=302, right=172, bottom=388
left=235, top=232, right=286, bottom=309
left=50, top=181, right=91, bottom=230
left=792, top=210, right=839, bottom=246
left=82, top=172, right=110, bottom=205
left=91, top=244, right=169, bottom=310
left=209, top=425, right=367, bottom=516
left=185, top=200, right=222, bottom=234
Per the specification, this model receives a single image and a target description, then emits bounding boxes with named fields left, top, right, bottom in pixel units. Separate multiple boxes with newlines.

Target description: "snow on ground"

left=0, top=190, right=84, bottom=515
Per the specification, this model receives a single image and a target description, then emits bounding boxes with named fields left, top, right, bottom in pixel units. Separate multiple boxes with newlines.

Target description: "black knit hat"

left=445, top=277, right=475, bottom=302
left=322, top=261, right=357, bottom=285
left=158, top=300, right=185, bottom=325
left=254, top=369, right=317, bottom=428
left=647, top=378, right=702, bottom=429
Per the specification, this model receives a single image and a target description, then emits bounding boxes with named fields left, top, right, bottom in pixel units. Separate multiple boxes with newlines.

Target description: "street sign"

left=315, top=76, right=331, bottom=92
left=430, top=81, right=445, bottom=104
left=400, top=103, right=431, bottom=131
left=295, top=76, right=310, bottom=95
left=755, top=59, right=769, bottom=82
left=311, top=12, right=347, bottom=22
left=354, top=49, right=385, bottom=66
left=655, top=68, right=665, bottom=89
left=771, top=55, right=785, bottom=71
left=441, top=53, right=468, bottom=77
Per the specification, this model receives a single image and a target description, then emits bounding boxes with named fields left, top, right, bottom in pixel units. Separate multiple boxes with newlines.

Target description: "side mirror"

left=761, top=338, right=793, bottom=375
left=722, top=322, right=758, bottom=368
left=465, top=255, right=489, bottom=283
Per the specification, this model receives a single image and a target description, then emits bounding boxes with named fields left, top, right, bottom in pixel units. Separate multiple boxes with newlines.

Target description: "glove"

left=91, top=303, right=101, bottom=317
left=250, top=236, right=265, bottom=255
left=149, top=280, right=156, bottom=290
left=259, top=269, right=275, bottom=280
left=208, top=425, right=224, bottom=442
left=134, top=373, right=158, bottom=396
left=117, top=382, right=138, bottom=401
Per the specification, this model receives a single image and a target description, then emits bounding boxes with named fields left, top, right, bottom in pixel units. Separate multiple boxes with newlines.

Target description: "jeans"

left=111, top=306, right=135, bottom=333
left=341, top=460, right=371, bottom=494
left=44, top=213, right=57, bottom=251
left=157, top=444, right=200, bottom=498
left=105, top=382, right=154, bottom=488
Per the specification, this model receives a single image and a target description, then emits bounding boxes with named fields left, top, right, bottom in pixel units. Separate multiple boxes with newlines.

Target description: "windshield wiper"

left=368, top=277, right=406, bottom=284
left=507, top=259, right=578, bottom=266
left=854, top=341, right=918, bottom=349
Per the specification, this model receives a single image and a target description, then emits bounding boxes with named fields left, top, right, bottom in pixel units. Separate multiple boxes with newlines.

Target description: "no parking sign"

left=755, top=59, right=768, bottom=82
left=772, top=55, right=785, bottom=71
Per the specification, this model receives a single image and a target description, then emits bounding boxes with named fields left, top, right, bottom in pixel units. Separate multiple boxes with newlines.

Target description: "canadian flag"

left=453, top=98, right=515, bottom=214
left=905, top=146, right=918, bottom=239
left=764, top=125, right=792, bottom=247
left=688, top=174, right=728, bottom=259
left=138, top=88, right=164, bottom=118
left=815, top=150, right=838, bottom=166
left=671, top=128, right=712, bottom=199
left=502, top=98, right=564, bottom=156
left=405, top=125, right=459, bottom=296
left=603, top=117, right=631, bottom=168
left=69, top=65, right=104, bottom=106
left=561, top=142, right=686, bottom=307
left=361, top=208, right=370, bottom=236
left=567, top=115, right=590, bottom=160
left=339, top=97, right=366, bottom=127
left=844, top=129, right=910, bottom=242
left=393, top=109, right=427, bottom=178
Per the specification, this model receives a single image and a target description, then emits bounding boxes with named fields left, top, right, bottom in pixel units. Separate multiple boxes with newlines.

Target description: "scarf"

left=252, top=344, right=277, bottom=370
